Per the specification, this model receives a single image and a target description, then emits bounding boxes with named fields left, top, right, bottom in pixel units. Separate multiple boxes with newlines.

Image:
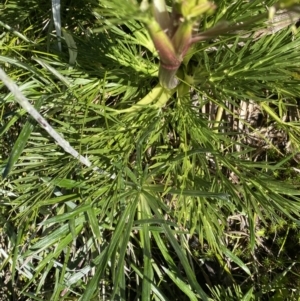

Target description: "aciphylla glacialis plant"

left=124, top=0, right=300, bottom=113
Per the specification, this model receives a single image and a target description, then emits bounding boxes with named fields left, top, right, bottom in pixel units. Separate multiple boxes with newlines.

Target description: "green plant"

left=1, top=0, right=300, bottom=300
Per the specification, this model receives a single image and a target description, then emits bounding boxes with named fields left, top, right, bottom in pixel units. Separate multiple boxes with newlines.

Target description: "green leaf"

left=62, top=29, right=78, bottom=66
left=142, top=191, right=209, bottom=301
left=3, top=96, right=45, bottom=177
left=220, top=245, right=251, bottom=276
left=162, top=266, right=198, bottom=301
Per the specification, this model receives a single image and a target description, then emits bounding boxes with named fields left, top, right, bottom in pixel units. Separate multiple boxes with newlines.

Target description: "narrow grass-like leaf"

left=131, top=263, right=168, bottom=301
left=139, top=194, right=153, bottom=301
left=21, top=223, right=83, bottom=293
left=220, top=245, right=251, bottom=276
left=51, top=0, right=61, bottom=51
left=81, top=195, right=139, bottom=301
left=62, top=29, right=78, bottom=66
left=142, top=191, right=209, bottom=301
left=86, top=206, right=102, bottom=244
left=39, top=204, right=90, bottom=225
left=3, top=96, right=44, bottom=177
left=28, top=216, right=85, bottom=252
left=162, top=266, right=198, bottom=301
